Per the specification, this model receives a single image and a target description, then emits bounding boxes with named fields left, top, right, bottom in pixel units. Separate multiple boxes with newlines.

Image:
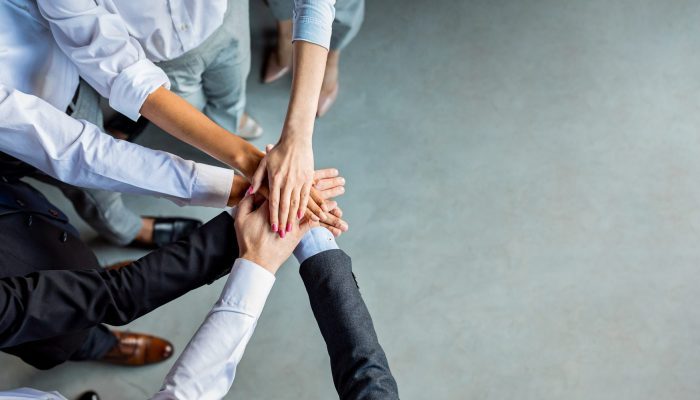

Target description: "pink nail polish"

left=279, top=229, right=286, bottom=238
left=297, top=210, right=303, bottom=219
left=247, top=186, right=253, bottom=195
left=286, top=223, right=292, bottom=232
left=271, top=223, right=278, bottom=232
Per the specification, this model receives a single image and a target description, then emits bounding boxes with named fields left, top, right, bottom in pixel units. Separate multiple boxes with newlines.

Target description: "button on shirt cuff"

left=218, top=259, right=276, bottom=317
left=109, top=59, right=171, bottom=121
left=294, top=227, right=339, bottom=264
left=189, top=164, right=234, bottom=208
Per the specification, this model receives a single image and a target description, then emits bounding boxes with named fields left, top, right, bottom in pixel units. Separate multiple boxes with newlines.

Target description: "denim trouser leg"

left=266, top=0, right=365, bottom=50
left=157, top=0, right=251, bottom=133
left=56, top=81, right=143, bottom=245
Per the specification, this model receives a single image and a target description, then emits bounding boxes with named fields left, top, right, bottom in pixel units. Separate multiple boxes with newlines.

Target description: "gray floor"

left=4, top=0, right=700, bottom=398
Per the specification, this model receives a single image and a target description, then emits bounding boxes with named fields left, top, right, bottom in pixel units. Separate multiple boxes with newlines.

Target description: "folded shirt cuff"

left=217, top=259, right=276, bottom=317
left=294, top=227, right=339, bottom=264
left=109, top=59, right=171, bottom=121
left=293, top=17, right=333, bottom=50
left=188, top=163, right=234, bottom=208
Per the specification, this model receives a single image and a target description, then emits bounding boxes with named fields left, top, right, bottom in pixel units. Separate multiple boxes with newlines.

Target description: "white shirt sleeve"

left=36, top=0, right=170, bottom=121
left=292, top=0, right=336, bottom=49
left=0, top=83, right=233, bottom=208
left=152, top=258, right=275, bottom=400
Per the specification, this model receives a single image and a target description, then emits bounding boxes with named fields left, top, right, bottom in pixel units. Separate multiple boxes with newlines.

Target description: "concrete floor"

left=4, top=0, right=700, bottom=398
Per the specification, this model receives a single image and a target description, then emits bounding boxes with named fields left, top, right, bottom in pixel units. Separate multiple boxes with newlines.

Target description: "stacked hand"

left=235, top=191, right=317, bottom=275
left=241, top=144, right=347, bottom=237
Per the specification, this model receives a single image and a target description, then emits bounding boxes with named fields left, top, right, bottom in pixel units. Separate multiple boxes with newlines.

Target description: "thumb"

left=250, top=157, right=266, bottom=194
left=265, top=143, right=274, bottom=154
left=236, top=189, right=255, bottom=217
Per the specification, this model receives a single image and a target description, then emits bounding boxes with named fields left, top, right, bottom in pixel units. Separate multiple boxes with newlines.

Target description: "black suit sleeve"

left=0, top=211, right=238, bottom=349
left=299, top=249, right=400, bottom=400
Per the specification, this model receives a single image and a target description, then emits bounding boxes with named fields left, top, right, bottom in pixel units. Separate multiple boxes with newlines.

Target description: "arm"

left=300, top=249, right=400, bottom=400
left=0, top=84, right=236, bottom=208
left=37, top=1, right=346, bottom=228
left=153, top=191, right=313, bottom=399
left=0, top=212, right=237, bottom=349
left=251, top=0, right=336, bottom=233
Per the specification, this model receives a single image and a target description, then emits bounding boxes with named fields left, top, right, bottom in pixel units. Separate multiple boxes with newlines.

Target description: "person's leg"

left=263, top=0, right=294, bottom=83
left=264, top=0, right=365, bottom=116
left=201, top=0, right=259, bottom=138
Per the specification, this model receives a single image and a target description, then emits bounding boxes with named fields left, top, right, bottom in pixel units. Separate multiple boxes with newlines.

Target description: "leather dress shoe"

left=77, top=391, right=100, bottom=400
left=149, top=216, right=202, bottom=247
left=101, top=331, right=174, bottom=366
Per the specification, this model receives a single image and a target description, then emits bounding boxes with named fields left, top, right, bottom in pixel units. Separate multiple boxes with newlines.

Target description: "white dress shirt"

left=0, top=2, right=234, bottom=208
left=35, top=0, right=336, bottom=121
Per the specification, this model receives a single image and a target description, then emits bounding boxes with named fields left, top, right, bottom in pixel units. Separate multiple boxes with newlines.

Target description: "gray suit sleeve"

left=299, top=249, right=399, bottom=400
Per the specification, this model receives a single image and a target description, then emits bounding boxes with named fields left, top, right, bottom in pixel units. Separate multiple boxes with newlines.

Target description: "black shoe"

left=77, top=391, right=100, bottom=400
left=149, top=216, right=202, bottom=247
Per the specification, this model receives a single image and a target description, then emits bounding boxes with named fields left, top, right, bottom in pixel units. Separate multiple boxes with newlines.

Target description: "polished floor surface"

left=4, top=0, right=700, bottom=399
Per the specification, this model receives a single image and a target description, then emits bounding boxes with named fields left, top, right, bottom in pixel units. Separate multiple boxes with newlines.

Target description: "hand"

left=235, top=192, right=316, bottom=275
left=250, top=136, right=314, bottom=237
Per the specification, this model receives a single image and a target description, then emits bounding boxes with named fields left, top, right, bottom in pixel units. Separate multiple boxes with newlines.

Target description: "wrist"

left=280, top=124, right=313, bottom=146
left=240, top=252, right=279, bottom=275
left=233, top=148, right=264, bottom=179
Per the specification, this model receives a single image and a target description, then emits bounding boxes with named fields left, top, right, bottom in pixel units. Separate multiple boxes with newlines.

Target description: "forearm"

left=152, top=259, right=274, bottom=400
left=141, top=87, right=264, bottom=177
left=0, top=212, right=237, bottom=348
left=281, top=41, right=329, bottom=143
left=0, top=85, right=233, bottom=208
left=300, top=250, right=399, bottom=400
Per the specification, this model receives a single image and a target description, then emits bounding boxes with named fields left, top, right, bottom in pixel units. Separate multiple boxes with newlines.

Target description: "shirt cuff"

left=109, top=59, right=171, bottom=121
left=217, top=259, right=276, bottom=318
left=188, top=163, right=235, bottom=208
left=294, top=227, right=339, bottom=264
left=293, top=18, right=333, bottom=50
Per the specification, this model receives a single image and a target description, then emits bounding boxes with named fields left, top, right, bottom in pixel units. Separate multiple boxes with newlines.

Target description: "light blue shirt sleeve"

left=294, top=227, right=339, bottom=264
left=292, top=0, right=336, bottom=49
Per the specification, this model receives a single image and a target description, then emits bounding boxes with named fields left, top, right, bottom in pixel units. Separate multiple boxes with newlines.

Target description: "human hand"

left=235, top=192, right=316, bottom=275
left=250, top=137, right=314, bottom=236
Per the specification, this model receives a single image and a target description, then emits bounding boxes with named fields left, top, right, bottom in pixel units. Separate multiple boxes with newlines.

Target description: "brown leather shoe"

left=101, top=331, right=174, bottom=366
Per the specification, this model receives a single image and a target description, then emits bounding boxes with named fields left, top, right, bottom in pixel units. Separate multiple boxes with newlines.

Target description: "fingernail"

left=271, top=223, right=278, bottom=232
left=297, top=210, right=303, bottom=219
left=286, top=223, right=292, bottom=232
left=280, top=229, right=286, bottom=238
left=247, top=186, right=253, bottom=195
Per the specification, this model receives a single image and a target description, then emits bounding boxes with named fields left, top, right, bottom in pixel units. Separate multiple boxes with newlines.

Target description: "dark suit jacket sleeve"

left=0, top=211, right=238, bottom=349
left=299, top=249, right=400, bottom=400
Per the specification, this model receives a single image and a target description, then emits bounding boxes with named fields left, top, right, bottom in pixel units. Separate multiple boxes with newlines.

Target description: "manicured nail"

left=279, top=229, right=286, bottom=238
left=297, top=210, right=303, bottom=219
left=271, top=223, right=278, bottom=232
left=247, top=186, right=253, bottom=195
left=286, top=223, right=292, bottom=232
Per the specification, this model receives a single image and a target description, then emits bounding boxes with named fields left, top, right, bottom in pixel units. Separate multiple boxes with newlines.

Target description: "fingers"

left=268, top=174, right=281, bottom=232
left=250, top=157, right=267, bottom=194
left=287, top=186, right=300, bottom=233
left=330, top=206, right=343, bottom=219
left=318, top=185, right=345, bottom=200
left=265, top=144, right=274, bottom=154
left=310, top=187, right=330, bottom=213
left=313, top=168, right=339, bottom=181
left=298, top=181, right=311, bottom=221
left=314, top=176, right=345, bottom=191
left=235, top=188, right=255, bottom=218
left=320, top=222, right=343, bottom=237
left=277, top=183, right=292, bottom=238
